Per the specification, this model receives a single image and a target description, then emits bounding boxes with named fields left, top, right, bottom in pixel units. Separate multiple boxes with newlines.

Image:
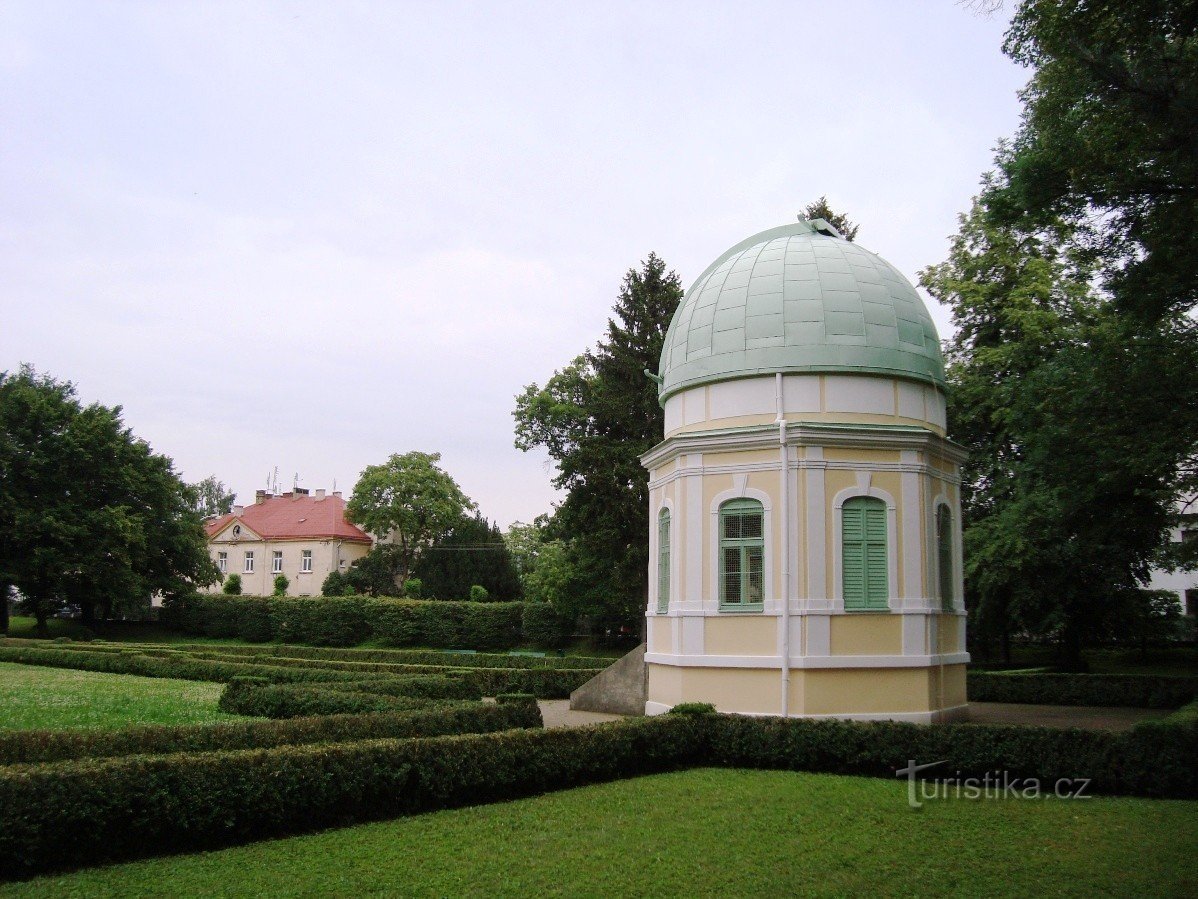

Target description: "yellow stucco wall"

left=649, top=618, right=673, bottom=654
left=829, top=614, right=902, bottom=655
left=799, top=667, right=931, bottom=715
left=928, top=664, right=968, bottom=708
left=704, top=615, right=778, bottom=656
left=936, top=616, right=962, bottom=654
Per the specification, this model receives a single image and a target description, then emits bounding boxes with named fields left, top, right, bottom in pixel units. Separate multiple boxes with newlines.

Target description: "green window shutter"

left=937, top=505, right=953, bottom=611
left=657, top=509, right=671, bottom=613
left=719, top=499, right=765, bottom=609
left=843, top=497, right=888, bottom=611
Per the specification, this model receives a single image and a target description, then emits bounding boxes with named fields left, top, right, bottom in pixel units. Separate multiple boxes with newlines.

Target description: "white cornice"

left=641, top=422, right=967, bottom=470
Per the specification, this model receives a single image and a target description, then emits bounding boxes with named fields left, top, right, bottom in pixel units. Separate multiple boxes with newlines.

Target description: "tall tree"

left=189, top=475, right=235, bottom=519
left=0, top=366, right=218, bottom=634
left=991, top=0, right=1198, bottom=322
left=514, top=253, right=683, bottom=627
left=346, top=451, right=476, bottom=588
left=923, top=196, right=1198, bottom=667
left=413, top=512, right=523, bottom=600
left=803, top=196, right=860, bottom=241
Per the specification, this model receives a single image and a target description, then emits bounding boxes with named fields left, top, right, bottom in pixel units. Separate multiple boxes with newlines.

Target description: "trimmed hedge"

left=157, top=642, right=609, bottom=670
left=1, top=709, right=1194, bottom=879
left=967, top=671, right=1198, bottom=708
left=217, top=681, right=452, bottom=718
left=0, top=703, right=542, bottom=766
left=455, top=666, right=599, bottom=699
left=0, top=717, right=702, bottom=878
left=162, top=595, right=527, bottom=650
left=0, top=645, right=371, bottom=685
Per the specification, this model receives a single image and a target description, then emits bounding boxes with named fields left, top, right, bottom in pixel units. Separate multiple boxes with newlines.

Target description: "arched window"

left=657, top=508, right=671, bottom=613
left=936, top=505, right=954, bottom=611
left=719, top=498, right=764, bottom=609
left=842, top=496, right=888, bottom=610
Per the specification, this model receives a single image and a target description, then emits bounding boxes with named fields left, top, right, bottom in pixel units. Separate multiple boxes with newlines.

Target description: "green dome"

left=658, top=221, right=945, bottom=402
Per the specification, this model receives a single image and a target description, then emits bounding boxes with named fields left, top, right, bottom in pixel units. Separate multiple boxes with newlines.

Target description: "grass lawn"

left=0, top=661, right=243, bottom=730
left=3, top=768, right=1194, bottom=898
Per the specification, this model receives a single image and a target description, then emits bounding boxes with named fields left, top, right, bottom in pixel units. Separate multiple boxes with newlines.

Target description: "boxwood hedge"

left=0, top=703, right=542, bottom=766
left=967, top=671, right=1197, bottom=708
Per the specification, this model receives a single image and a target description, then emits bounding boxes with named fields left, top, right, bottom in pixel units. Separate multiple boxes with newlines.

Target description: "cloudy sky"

left=1, top=1, right=1026, bottom=527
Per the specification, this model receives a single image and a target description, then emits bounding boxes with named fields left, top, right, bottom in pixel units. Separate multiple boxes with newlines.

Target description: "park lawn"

left=4, top=769, right=1194, bottom=898
left=0, top=661, right=243, bottom=730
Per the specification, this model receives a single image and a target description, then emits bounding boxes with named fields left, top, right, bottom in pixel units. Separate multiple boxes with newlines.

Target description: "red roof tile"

left=205, top=493, right=371, bottom=543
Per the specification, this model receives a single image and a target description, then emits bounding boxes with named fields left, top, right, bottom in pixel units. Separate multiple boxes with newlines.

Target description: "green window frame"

left=842, top=496, right=888, bottom=611
left=719, top=498, right=764, bottom=610
left=936, top=505, right=954, bottom=611
left=657, top=508, right=671, bottom=613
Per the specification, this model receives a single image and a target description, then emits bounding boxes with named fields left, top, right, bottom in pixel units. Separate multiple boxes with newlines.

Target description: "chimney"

left=333, top=491, right=342, bottom=498
left=294, top=487, right=310, bottom=496
left=255, top=490, right=268, bottom=505
left=314, top=489, right=326, bottom=500
left=232, top=504, right=244, bottom=516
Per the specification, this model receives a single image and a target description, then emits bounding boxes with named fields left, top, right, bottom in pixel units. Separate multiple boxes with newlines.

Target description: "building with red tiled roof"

left=204, top=488, right=372, bottom=596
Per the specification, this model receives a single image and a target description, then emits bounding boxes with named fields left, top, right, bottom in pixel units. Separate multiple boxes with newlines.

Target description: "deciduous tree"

left=346, top=452, right=475, bottom=589
left=0, top=366, right=217, bottom=634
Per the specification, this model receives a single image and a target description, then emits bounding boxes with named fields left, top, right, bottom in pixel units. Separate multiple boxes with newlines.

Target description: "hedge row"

left=2, top=711, right=1194, bottom=878
left=155, top=642, right=610, bottom=670
left=0, top=645, right=368, bottom=685
left=967, top=671, right=1198, bottom=709
left=0, top=703, right=542, bottom=766
left=216, top=680, right=471, bottom=719
left=163, top=595, right=539, bottom=650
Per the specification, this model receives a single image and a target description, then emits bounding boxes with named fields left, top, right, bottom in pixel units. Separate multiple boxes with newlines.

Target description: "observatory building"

left=642, top=218, right=968, bottom=721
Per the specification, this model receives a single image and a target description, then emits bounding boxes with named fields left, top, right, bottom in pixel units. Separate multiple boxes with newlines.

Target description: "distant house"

left=1147, top=513, right=1198, bottom=620
left=204, top=489, right=372, bottom=596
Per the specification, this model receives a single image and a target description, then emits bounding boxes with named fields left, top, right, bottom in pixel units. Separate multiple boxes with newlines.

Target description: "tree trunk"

left=1060, top=617, right=1086, bottom=672
left=1000, top=627, right=1011, bottom=666
left=0, top=583, right=9, bottom=634
left=34, top=605, right=48, bottom=639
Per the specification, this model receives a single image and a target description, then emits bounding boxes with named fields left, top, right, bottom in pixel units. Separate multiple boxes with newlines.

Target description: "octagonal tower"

left=642, top=218, right=968, bottom=721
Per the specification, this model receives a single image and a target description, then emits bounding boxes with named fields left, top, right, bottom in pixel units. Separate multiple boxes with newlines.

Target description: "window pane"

left=740, top=513, right=763, bottom=540
left=723, top=515, right=741, bottom=540
left=746, top=546, right=763, bottom=603
left=723, top=546, right=742, bottom=603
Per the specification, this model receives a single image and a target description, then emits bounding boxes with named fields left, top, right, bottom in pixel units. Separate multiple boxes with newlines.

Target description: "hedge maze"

left=0, top=621, right=1195, bottom=881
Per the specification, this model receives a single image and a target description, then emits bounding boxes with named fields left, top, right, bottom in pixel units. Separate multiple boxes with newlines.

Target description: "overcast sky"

left=1, top=1, right=1026, bottom=527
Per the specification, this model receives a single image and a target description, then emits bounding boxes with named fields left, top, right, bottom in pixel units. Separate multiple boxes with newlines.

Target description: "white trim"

left=932, top=495, right=965, bottom=613
left=831, top=484, right=899, bottom=612
left=684, top=458, right=704, bottom=613
left=804, top=448, right=827, bottom=601
left=900, top=459, right=922, bottom=603
left=645, top=651, right=971, bottom=668
left=709, top=485, right=774, bottom=612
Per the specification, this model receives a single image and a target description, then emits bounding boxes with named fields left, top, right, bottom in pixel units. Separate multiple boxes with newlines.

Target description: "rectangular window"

left=719, top=499, right=765, bottom=609
left=301, top=550, right=313, bottom=573
left=272, top=550, right=283, bottom=573
left=842, top=498, right=888, bottom=611
left=244, top=551, right=255, bottom=574
left=217, top=551, right=227, bottom=574
left=657, top=510, right=671, bottom=613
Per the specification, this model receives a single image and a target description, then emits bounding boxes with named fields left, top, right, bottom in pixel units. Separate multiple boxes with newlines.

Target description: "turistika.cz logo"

left=895, top=760, right=1093, bottom=808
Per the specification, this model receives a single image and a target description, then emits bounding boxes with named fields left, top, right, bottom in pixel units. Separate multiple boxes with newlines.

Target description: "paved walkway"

left=538, top=699, right=624, bottom=729
left=962, top=702, right=1167, bottom=732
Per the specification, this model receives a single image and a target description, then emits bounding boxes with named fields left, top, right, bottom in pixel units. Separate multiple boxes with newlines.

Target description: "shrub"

left=967, top=671, right=1198, bottom=708
left=217, top=680, right=443, bottom=718
left=521, top=602, right=573, bottom=649
left=469, top=585, right=489, bottom=602
left=0, top=703, right=542, bottom=765
left=222, top=574, right=242, bottom=595
left=272, top=574, right=289, bottom=596
left=496, top=693, right=537, bottom=706
left=321, top=571, right=345, bottom=596
left=0, top=717, right=702, bottom=878
left=403, top=578, right=423, bottom=599
left=669, top=703, right=717, bottom=715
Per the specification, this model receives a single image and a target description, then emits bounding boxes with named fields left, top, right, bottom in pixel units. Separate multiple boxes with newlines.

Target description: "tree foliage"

left=346, top=452, right=475, bottom=588
left=505, top=519, right=576, bottom=612
left=513, top=254, right=683, bottom=626
left=412, top=512, right=522, bottom=601
left=991, top=0, right=1198, bottom=322
left=802, top=196, right=859, bottom=241
left=189, top=475, right=235, bottom=520
left=0, top=366, right=217, bottom=632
